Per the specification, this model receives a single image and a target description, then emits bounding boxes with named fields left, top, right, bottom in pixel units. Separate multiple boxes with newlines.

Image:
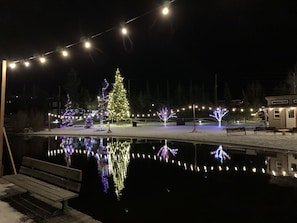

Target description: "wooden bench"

left=226, top=127, right=246, bottom=136
left=254, top=126, right=276, bottom=134
left=274, top=128, right=293, bottom=135
left=2, top=156, right=82, bottom=212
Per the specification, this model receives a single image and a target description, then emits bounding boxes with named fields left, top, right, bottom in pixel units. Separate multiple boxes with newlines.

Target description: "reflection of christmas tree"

left=84, top=137, right=96, bottom=156
left=210, top=145, right=231, bottom=163
left=107, top=140, right=131, bottom=199
left=60, top=136, right=75, bottom=166
left=61, top=93, right=74, bottom=126
left=95, top=137, right=110, bottom=193
left=157, top=106, right=176, bottom=127
left=157, top=139, right=178, bottom=159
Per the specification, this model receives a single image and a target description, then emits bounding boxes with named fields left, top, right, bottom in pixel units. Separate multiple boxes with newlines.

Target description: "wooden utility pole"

left=0, top=60, right=7, bottom=176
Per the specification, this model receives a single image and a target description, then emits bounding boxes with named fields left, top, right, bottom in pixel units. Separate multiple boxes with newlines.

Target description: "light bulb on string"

left=121, top=27, right=128, bottom=35
left=39, top=56, right=46, bottom=64
left=84, top=41, right=91, bottom=49
left=9, top=63, right=16, bottom=69
left=24, top=61, right=30, bottom=67
left=61, top=50, right=69, bottom=57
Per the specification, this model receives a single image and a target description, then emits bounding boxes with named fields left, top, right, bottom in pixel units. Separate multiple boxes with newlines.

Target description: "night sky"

left=1, top=0, right=297, bottom=100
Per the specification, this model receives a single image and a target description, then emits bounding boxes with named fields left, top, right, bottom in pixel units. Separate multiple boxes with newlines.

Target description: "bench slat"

left=2, top=174, right=78, bottom=202
left=20, top=166, right=81, bottom=192
left=21, top=157, right=82, bottom=182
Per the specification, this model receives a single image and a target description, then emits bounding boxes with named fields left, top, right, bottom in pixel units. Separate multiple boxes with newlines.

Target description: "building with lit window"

left=265, top=95, right=297, bottom=129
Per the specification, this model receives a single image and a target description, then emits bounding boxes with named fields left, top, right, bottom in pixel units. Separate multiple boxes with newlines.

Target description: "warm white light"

left=39, top=57, right=46, bottom=63
left=24, top=61, right=30, bottom=67
left=9, top=63, right=16, bottom=69
left=121, top=27, right=128, bottom=35
left=62, top=50, right=68, bottom=57
left=84, top=41, right=91, bottom=49
left=162, top=7, right=169, bottom=15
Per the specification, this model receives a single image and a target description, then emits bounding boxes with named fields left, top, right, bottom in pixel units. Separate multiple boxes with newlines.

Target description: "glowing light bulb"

left=39, top=57, right=46, bottom=63
left=121, top=27, right=128, bottom=35
left=62, top=50, right=68, bottom=57
left=84, top=41, right=91, bottom=49
left=9, top=63, right=16, bottom=69
left=162, top=6, right=169, bottom=15
left=24, top=61, right=30, bottom=67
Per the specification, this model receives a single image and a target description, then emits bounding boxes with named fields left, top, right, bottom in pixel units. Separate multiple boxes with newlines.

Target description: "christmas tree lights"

left=107, top=68, right=130, bottom=123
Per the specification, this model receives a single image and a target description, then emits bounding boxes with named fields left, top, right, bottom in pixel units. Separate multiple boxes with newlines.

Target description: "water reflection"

left=157, top=139, right=178, bottom=159
left=55, top=136, right=131, bottom=198
left=210, top=145, right=231, bottom=164
left=50, top=135, right=297, bottom=188
left=9, top=135, right=297, bottom=222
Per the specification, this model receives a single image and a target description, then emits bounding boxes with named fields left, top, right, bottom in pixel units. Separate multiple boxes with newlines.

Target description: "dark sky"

left=1, top=0, right=297, bottom=99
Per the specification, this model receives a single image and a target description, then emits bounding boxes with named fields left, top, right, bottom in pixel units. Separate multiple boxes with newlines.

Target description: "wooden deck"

left=0, top=178, right=102, bottom=223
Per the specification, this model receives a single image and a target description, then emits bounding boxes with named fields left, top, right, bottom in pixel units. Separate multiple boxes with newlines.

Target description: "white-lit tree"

left=157, top=106, right=176, bottom=127
left=107, top=68, right=130, bottom=124
left=61, top=93, right=74, bottom=126
left=97, top=78, right=110, bottom=130
left=209, top=106, right=229, bottom=127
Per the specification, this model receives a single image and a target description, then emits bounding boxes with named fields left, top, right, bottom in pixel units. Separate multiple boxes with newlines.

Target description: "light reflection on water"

left=5, top=135, right=297, bottom=223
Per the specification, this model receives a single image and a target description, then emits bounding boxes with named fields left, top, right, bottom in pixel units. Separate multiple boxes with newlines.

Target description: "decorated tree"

left=209, top=106, right=229, bottom=127
left=157, top=106, right=176, bottom=127
left=107, top=68, right=130, bottom=124
left=97, top=78, right=110, bottom=130
left=61, top=93, right=74, bottom=126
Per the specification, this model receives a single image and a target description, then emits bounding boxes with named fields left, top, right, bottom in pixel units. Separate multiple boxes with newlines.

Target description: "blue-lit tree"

left=209, top=106, right=229, bottom=127
left=157, top=106, right=176, bottom=127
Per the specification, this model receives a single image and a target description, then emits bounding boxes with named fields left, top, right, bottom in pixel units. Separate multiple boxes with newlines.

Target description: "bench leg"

left=62, top=200, right=71, bottom=212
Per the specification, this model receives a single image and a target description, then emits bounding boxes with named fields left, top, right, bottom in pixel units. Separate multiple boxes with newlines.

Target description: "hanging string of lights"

left=8, top=0, right=175, bottom=70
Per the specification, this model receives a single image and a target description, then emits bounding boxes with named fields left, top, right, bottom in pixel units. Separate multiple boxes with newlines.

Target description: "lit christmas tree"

left=209, top=106, right=229, bottom=127
left=107, top=68, right=130, bottom=124
left=157, top=106, right=176, bottom=127
left=61, top=93, right=74, bottom=127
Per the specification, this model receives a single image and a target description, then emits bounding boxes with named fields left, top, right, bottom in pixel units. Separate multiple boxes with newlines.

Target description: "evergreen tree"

left=107, top=68, right=130, bottom=123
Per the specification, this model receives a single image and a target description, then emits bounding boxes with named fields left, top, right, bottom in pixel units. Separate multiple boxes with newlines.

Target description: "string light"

left=7, top=0, right=175, bottom=70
